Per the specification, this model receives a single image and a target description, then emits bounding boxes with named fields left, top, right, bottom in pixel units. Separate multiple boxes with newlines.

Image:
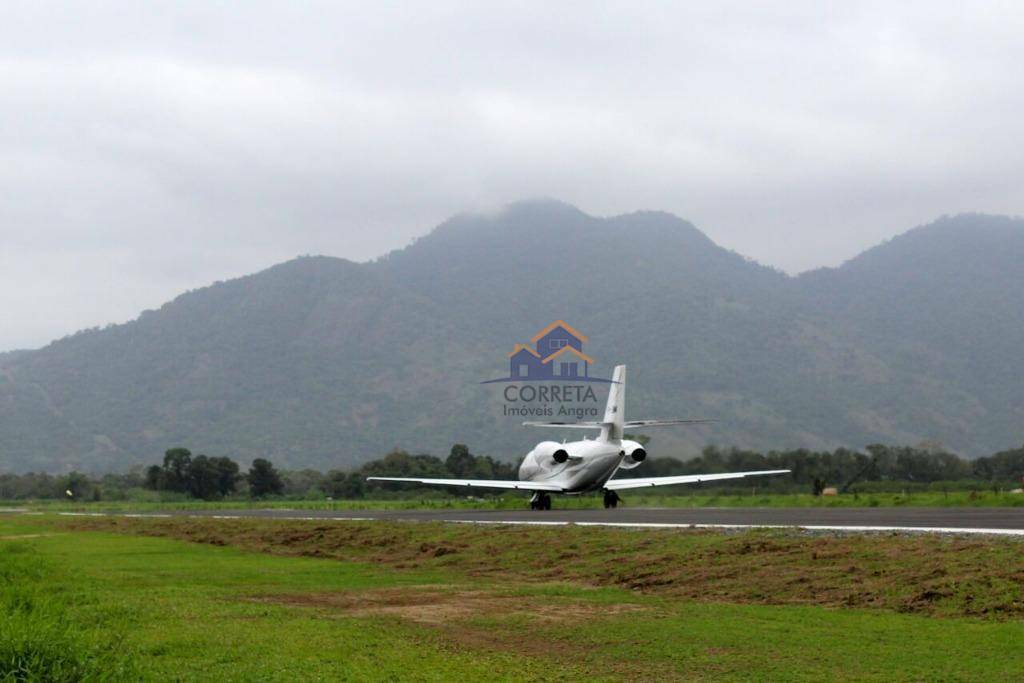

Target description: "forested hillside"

left=1, top=202, right=1021, bottom=472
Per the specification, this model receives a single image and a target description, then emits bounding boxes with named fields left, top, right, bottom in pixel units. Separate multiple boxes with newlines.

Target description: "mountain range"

left=1, top=200, right=1022, bottom=472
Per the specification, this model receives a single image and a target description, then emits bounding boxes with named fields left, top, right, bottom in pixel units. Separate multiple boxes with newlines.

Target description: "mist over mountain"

left=1, top=201, right=1021, bottom=473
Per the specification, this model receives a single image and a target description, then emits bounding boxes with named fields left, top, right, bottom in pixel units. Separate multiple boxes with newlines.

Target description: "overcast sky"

left=3, top=2, right=1023, bottom=350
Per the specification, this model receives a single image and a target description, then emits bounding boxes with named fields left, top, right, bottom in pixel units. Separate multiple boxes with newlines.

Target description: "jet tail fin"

left=520, top=366, right=626, bottom=440
left=602, top=365, right=626, bottom=441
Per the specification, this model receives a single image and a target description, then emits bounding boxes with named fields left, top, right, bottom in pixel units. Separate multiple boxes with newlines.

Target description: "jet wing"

left=367, top=476, right=564, bottom=492
left=604, top=469, right=790, bottom=491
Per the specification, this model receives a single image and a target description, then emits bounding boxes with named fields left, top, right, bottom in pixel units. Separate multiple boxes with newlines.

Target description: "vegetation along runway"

left=5, top=511, right=1024, bottom=680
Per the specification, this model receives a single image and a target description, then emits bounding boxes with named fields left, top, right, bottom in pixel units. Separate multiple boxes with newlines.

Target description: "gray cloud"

left=3, top=1, right=1023, bottom=349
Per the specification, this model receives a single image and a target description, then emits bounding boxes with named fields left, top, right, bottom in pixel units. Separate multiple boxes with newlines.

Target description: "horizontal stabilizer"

left=523, top=419, right=715, bottom=430
left=522, top=421, right=604, bottom=429
left=367, top=476, right=563, bottom=492
left=624, top=419, right=717, bottom=428
left=605, top=469, right=790, bottom=491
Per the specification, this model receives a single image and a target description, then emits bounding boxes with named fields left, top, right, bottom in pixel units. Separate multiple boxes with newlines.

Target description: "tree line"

left=647, top=443, right=1024, bottom=490
left=2, top=442, right=1024, bottom=501
left=0, top=448, right=284, bottom=501
left=143, top=448, right=284, bottom=499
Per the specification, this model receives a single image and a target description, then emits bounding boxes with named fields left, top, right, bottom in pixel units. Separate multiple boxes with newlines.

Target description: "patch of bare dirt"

left=247, top=585, right=660, bottom=675
left=249, top=585, right=646, bottom=625
left=0, top=533, right=58, bottom=540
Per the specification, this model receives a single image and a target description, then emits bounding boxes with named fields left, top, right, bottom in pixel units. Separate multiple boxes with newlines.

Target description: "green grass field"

left=6, top=488, right=1024, bottom=514
left=3, top=513, right=1024, bottom=681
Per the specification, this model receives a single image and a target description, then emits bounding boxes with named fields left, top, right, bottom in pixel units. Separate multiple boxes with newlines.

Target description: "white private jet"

left=369, top=365, right=789, bottom=509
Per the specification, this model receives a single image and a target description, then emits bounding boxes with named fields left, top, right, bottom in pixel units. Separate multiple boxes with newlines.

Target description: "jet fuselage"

left=518, top=437, right=644, bottom=493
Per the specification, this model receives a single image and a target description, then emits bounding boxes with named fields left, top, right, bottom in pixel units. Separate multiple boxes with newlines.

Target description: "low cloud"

left=2, top=2, right=1023, bottom=348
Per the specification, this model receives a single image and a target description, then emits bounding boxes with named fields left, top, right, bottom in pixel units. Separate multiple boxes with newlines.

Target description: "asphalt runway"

left=134, top=506, right=1024, bottom=535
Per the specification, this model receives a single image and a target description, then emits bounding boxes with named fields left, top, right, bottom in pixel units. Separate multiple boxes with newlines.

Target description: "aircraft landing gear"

left=530, top=493, right=552, bottom=510
left=602, top=489, right=621, bottom=509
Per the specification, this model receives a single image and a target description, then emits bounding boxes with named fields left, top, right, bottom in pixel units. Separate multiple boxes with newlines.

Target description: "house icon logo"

left=482, top=320, right=614, bottom=384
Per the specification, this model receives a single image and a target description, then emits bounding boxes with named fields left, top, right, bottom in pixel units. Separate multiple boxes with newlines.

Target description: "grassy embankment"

left=4, top=488, right=1024, bottom=513
left=3, top=512, right=1024, bottom=680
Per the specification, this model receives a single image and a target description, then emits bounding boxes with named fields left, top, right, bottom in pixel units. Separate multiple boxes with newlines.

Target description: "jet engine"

left=618, top=445, right=647, bottom=470
left=532, top=441, right=570, bottom=465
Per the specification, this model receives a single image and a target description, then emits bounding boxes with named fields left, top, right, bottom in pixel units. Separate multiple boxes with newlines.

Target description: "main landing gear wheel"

left=530, top=493, right=552, bottom=510
left=602, top=489, right=621, bottom=509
